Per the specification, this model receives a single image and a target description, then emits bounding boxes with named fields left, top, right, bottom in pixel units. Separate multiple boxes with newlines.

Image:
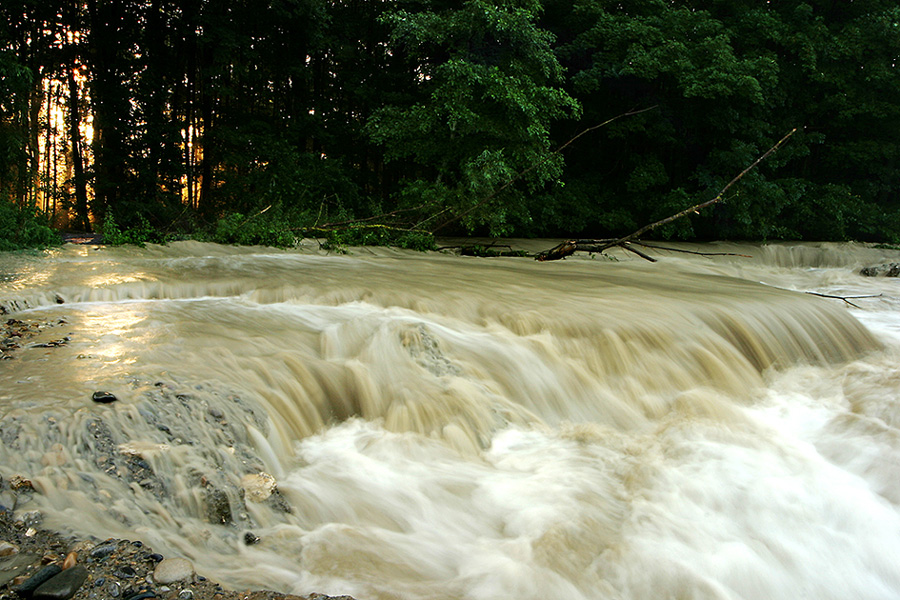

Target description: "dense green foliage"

left=0, top=200, right=61, bottom=251
left=1, top=0, right=898, bottom=248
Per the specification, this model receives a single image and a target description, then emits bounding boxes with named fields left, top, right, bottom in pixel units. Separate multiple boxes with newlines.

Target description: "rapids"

left=1, top=240, right=899, bottom=599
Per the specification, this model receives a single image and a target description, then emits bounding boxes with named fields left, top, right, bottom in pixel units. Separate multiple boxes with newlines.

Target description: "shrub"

left=0, top=199, right=60, bottom=251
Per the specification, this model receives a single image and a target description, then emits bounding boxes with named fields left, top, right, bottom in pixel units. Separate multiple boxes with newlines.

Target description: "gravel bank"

left=0, top=507, right=355, bottom=600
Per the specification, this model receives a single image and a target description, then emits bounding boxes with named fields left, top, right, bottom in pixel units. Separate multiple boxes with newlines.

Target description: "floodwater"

left=1, top=240, right=899, bottom=599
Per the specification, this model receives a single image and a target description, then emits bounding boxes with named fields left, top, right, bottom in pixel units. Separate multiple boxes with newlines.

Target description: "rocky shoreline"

left=0, top=500, right=355, bottom=600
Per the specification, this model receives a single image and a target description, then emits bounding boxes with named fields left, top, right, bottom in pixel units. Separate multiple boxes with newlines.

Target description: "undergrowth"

left=0, top=199, right=61, bottom=251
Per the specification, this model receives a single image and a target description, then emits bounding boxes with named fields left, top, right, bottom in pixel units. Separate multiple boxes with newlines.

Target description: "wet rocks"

left=1, top=318, right=71, bottom=359
left=32, top=564, right=88, bottom=599
left=204, top=488, right=233, bottom=525
left=12, top=563, right=62, bottom=594
left=0, top=541, right=17, bottom=557
left=860, top=262, right=900, bottom=277
left=0, top=514, right=357, bottom=600
left=153, top=558, right=194, bottom=585
left=240, top=473, right=276, bottom=503
left=92, top=391, right=119, bottom=404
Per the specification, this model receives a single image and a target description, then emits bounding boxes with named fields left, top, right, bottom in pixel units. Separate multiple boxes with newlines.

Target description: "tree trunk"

left=67, top=64, right=90, bottom=230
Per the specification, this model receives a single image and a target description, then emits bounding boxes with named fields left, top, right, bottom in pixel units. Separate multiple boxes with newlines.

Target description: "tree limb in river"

left=537, top=128, right=799, bottom=261
left=804, top=291, right=882, bottom=309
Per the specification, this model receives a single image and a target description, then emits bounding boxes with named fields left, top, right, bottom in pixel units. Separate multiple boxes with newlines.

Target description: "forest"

left=1, top=0, right=899, bottom=249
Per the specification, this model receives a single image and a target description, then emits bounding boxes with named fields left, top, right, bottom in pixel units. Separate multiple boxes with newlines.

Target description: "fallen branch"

left=537, top=128, right=798, bottom=261
left=631, top=242, right=753, bottom=258
left=804, top=291, right=882, bottom=309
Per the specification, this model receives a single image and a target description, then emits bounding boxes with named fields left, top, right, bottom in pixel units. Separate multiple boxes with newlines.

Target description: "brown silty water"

left=1, top=240, right=899, bottom=600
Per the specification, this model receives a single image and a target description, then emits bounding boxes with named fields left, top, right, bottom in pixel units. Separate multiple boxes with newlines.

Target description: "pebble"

left=243, top=533, right=260, bottom=546
left=32, top=564, right=88, bottom=600
left=179, top=589, right=194, bottom=600
left=0, top=541, right=18, bottom=557
left=115, top=564, right=137, bottom=578
left=153, top=557, right=194, bottom=584
left=90, top=541, right=118, bottom=559
left=9, top=475, right=34, bottom=490
left=22, top=511, right=43, bottom=527
left=62, top=551, right=77, bottom=569
left=92, top=391, right=118, bottom=403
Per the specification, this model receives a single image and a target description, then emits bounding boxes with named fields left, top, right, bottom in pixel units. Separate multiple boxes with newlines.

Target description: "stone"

left=9, top=475, right=33, bottom=490
left=860, top=262, right=900, bottom=277
left=204, top=488, right=232, bottom=524
left=92, top=391, right=118, bottom=404
left=115, top=565, right=136, bottom=578
left=32, top=565, right=88, bottom=600
left=89, top=541, right=118, bottom=559
left=12, top=563, right=62, bottom=595
left=0, top=541, right=18, bottom=557
left=153, top=558, right=194, bottom=584
left=243, top=532, right=260, bottom=546
left=240, top=472, right=276, bottom=502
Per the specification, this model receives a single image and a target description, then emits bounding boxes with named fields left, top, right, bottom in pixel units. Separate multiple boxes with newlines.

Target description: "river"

left=1, top=240, right=899, bottom=599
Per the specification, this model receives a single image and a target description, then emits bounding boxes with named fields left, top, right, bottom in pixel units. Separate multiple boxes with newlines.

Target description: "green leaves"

left=371, top=0, right=579, bottom=234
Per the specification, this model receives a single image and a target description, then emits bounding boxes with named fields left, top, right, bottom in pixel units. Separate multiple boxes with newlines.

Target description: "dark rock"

left=146, top=553, right=164, bottom=563
left=125, top=591, right=157, bottom=600
left=89, top=541, right=118, bottom=559
left=205, top=489, right=232, bottom=525
left=243, top=532, right=260, bottom=546
left=32, top=565, right=88, bottom=600
left=860, top=262, right=900, bottom=277
left=13, top=563, right=62, bottom=595
left=115, top=565, right=137, bottom=578
left=92, top=391, right=118, bottom=404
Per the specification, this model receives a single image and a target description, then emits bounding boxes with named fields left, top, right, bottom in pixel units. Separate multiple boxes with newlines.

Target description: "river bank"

left=0, top=489, right=354, bottom=600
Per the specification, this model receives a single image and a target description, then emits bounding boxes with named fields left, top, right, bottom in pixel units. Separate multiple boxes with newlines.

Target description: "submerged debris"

left=1, top=318, right=71, bottom=359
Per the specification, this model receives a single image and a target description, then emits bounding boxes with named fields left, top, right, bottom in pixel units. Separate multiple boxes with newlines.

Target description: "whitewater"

left=1, top=240, right=898, bottom=600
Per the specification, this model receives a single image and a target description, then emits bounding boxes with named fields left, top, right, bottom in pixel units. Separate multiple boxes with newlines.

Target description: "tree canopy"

left=1, top=0, right=898, bottom=245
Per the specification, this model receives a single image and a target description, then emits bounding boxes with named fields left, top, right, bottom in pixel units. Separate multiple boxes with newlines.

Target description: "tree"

left=369, top=0, right=580, bottom=235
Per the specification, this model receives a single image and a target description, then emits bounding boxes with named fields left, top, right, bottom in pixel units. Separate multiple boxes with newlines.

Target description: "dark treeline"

left=1, top=0, right=899, bottom=244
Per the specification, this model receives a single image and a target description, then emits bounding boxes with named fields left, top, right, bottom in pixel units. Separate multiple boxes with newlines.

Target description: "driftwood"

left=537, top=128, right=798, bottom=262
left=804, top=292, right=883, bottom=309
